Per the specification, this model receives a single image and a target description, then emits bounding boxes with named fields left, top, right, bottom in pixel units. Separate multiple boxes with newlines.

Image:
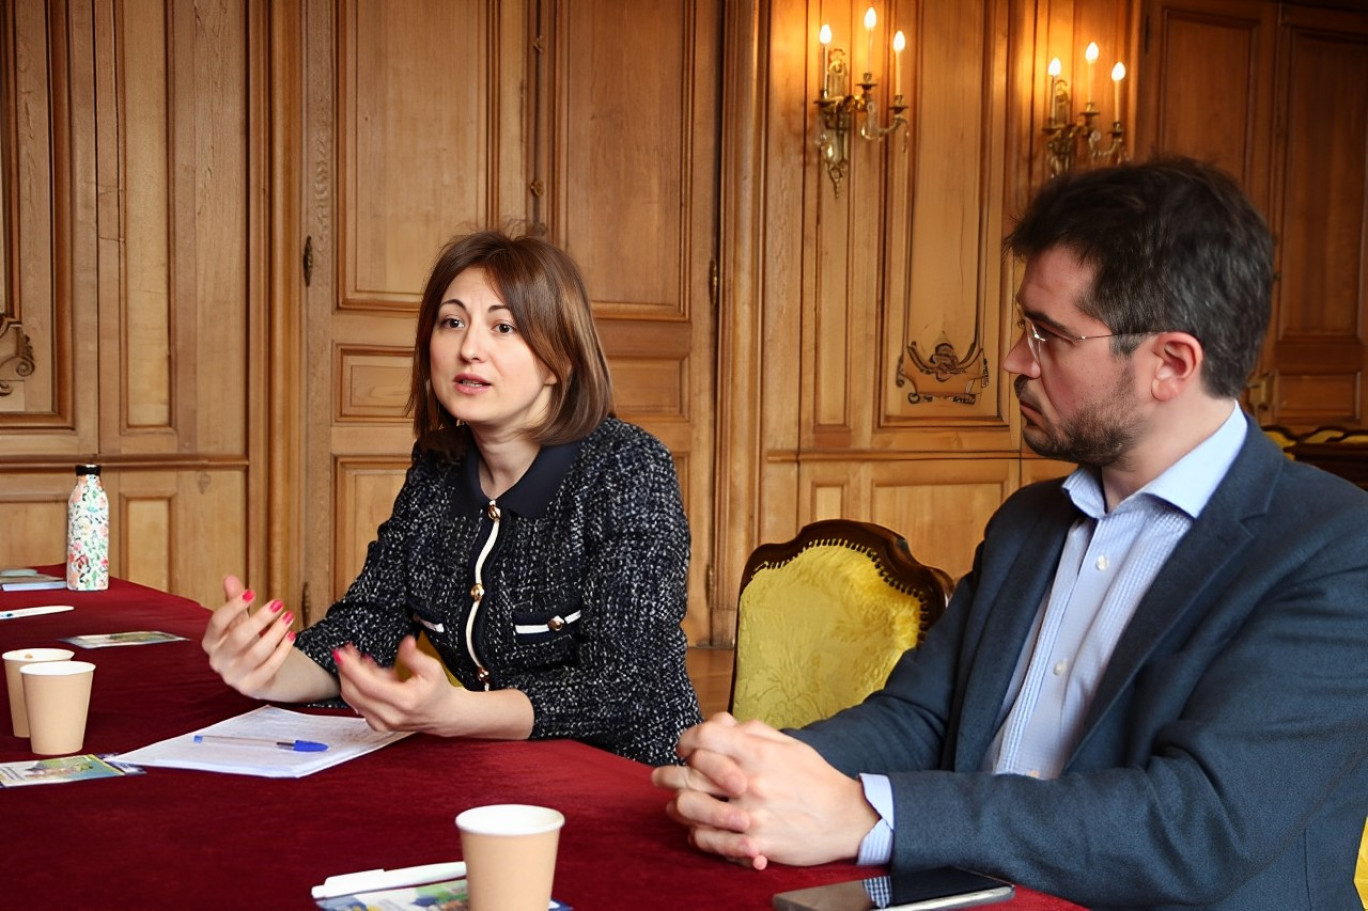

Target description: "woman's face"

left=428, top=266, right=556, bottom=441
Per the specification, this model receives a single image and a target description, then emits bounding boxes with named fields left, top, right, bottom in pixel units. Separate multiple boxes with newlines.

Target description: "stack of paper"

left=113, top=705, right=411, bottom=778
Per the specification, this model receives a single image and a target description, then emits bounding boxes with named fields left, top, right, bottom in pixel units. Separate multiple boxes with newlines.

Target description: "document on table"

left=112, top=705, right=412, bottom=778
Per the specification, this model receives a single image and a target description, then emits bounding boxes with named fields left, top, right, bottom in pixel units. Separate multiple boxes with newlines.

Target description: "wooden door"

left=541, top=0, right=721, bottom=642
left=286, top=0, right=721, bottom=642
left=1263, top=4, right=1368, bottom=428
left=0, top=0, right=264, bottom=609
left=1138, top=0, right=1368, bottom=429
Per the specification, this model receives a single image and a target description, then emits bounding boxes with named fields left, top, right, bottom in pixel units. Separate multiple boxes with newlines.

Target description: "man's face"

left=1004, top=247, right=1144, bottom=468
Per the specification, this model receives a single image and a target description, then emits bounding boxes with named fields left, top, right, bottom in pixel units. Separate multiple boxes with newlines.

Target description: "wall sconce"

left=1042, top=42, right=1126, bottom=176
left=814, top=7, right=908, bottom=195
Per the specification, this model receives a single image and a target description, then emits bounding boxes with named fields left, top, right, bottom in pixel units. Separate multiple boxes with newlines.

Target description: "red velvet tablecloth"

left=0, top=574, right=1085, bottom=910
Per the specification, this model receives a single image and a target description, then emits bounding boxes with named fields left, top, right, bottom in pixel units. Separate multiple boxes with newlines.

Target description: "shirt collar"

left=455, top=438, right=584, bottom=518
left=1062, top=403, right=1246, bottom=520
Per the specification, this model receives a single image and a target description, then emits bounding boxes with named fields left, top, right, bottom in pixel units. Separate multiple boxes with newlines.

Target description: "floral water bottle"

left=66, top=464, right=109, bottom=591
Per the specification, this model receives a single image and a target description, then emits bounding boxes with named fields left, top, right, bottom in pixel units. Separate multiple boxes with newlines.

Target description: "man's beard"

left=1015, top=372, right=1139, bottom=468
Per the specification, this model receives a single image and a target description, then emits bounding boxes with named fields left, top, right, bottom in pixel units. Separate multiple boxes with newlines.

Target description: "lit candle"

left=1111, top=61, right=1125, bottom=121
left=892, top=30, right=905, bottom=98
left=820, top=24, right=832, bottom=96
left=864, top=6, right=877, bottom=79
left=1085, top=42, right=1099, bottom=107
left=1048, top=57, right=1061, bottom=125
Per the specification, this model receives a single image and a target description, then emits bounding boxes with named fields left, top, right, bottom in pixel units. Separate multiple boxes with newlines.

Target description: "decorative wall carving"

left=897, top=335, right=990, bottom=405
left=0, top=315, right=35, bottom=396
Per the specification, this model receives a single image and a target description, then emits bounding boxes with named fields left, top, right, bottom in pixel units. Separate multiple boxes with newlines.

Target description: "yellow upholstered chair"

left=1357, top=817, right=1368, bottom=909
left=1261, top=424, right=1298, bottom=458
left=728, top=519, right=952, bottom=731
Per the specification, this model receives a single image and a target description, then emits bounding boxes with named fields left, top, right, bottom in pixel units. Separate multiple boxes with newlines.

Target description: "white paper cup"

left=456, top=804, right=564, bottom=911
left=4, top=647, right=75, bottom=737
left=20, top=660, right=95, bottom=755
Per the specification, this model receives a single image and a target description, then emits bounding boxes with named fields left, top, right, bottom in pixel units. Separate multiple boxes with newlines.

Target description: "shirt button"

left=548, top=616, right=565, bottom=632
left=1053, top=660, right=1068, bottom=675
left=1096, top=555, right=1109, bottom=571
left=470, top=583, right=484, bottom=600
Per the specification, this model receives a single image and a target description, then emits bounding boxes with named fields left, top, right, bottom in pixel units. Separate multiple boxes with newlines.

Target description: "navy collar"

left=454, top=438, right=583, bottom=518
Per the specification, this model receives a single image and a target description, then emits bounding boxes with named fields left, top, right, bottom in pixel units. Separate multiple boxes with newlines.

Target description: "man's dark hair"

left=1005, top=157, right=1274, bottom=398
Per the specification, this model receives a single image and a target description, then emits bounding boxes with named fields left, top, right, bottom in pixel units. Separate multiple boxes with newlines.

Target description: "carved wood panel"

left=0, top=0, right=263, bottom=612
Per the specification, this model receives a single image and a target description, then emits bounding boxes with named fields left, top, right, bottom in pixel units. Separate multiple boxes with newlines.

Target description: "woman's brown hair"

left=408, top=231, right=614, bottom=454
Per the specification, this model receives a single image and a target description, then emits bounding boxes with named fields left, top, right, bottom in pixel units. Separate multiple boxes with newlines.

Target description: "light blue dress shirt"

left=856, top=404, right=1246, bottom=865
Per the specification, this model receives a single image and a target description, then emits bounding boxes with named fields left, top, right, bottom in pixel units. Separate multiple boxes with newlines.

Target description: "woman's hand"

left=202, top=574, right=337, bottom=703
left=336, top=636, right=536, bottom=740
left=335, top=636, right=459, bottom=733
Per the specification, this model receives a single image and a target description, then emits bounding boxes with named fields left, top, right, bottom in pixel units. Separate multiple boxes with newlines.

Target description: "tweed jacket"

left=295, top=418, right=702, bottom=766
left=793, top=414, right=1368, bottom=910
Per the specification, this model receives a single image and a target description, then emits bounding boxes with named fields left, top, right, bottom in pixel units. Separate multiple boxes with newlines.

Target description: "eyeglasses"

left=1017, top=314, right=1137, bottom=362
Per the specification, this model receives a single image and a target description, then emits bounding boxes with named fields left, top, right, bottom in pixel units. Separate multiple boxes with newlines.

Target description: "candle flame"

left=893, top=30, right=906, bottom=53
left=1085, top=42, right=1099, bottom=64
left=865, top=7, right=877, bottom=30
left=1048, top=57, right=1061, bottom=78
left=820, top=23, right=832, bottom=45
left=1111, top=61, right=1126, bottom=81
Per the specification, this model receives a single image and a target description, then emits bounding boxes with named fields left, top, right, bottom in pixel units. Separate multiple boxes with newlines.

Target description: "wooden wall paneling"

left=265, top=1, right=307, bottom=624
left=1, top=2, right=262, bottom=604
left=0, top=472, right=67, bottom=567
left=709, top=0, right=815, bottom=643
left=880, top=0, right=1017, bottom=454
left=177, top=1, right=254, bottom=458
left=0, top=0, right=92, bottom=442
left=547, top=0, right=721, bottom=643
left=868, top=457, right=1018, bottom=583
left=298, top=0, right=336, bottom=623
left=748, top=0, right=809, bottom=558
left=343, top=0, right=506, bottom=309
left=795, top=456, right=1018, bottom=585
left=1135, top=0, right=1275, bottom=204
left=0, top=0, right=60, bottom=421
left=121, top=0, right=173, bottom=437
left=1267, top=4, right=1368, bottom=426
left=332, top=456, right=408, bottom=604
left=110, top=468, right=249, bottom=609
left=807, top=2, right=867, bottom=451
left=97, top=0, right=257, bottom=602
left=299, top=0, right=531, bottom=621
left=123, top=493, right=174, bottom=596
left=113, top=0, right=252, bottom=456
left=1, top=2, right=90, bottom=559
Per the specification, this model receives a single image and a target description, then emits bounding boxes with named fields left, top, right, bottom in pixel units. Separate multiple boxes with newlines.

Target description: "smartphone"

left=772, top=866, right=1015, bottom=911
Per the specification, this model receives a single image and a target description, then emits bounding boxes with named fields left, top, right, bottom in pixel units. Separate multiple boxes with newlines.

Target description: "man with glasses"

left=654, top=158, right=1368, bottom=911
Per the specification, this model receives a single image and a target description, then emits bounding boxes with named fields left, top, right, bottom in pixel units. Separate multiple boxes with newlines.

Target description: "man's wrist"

left=855, top=773, right=895, bottom=866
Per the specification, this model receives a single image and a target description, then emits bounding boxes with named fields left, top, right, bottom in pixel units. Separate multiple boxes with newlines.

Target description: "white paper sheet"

left=112, top=705, right=411, bottom=778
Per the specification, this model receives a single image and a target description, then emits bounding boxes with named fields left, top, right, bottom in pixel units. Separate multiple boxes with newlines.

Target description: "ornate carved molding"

left=0, top=316, right=36, bottom=396
left=896, top=335, right=990, bottom=405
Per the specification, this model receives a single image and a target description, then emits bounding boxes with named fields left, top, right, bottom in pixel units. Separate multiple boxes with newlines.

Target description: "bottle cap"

left=75, top=464, right=101, bottom=476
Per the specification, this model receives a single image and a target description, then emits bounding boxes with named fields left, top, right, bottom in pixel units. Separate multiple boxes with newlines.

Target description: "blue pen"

left=193, top=733, right=329, bottom=752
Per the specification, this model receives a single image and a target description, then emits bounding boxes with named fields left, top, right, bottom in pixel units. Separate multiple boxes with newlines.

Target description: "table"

left=1, top=572, right=1084, bottom=910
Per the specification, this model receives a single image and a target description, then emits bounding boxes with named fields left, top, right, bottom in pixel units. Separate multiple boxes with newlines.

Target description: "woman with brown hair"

left=202, top=230, right=701, bottom=766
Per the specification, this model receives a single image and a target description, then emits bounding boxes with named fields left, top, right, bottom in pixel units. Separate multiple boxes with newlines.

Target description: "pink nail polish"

left=288, top=630, right=297, bottom=643
left=242, top=589, right=255, bottom=602
left=281, top=611, right=294, bottom=626
left=269, top=600, right=283, bottom=613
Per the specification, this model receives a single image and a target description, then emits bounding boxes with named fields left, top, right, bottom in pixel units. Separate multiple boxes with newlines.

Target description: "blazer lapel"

left=1068, top=418, right=1280, bottom=763
left=952, top=491, right=1075, bottom=770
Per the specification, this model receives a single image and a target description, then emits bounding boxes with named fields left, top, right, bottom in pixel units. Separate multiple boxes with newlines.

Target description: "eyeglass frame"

left=1016, top=313, right=1158, bottom=362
